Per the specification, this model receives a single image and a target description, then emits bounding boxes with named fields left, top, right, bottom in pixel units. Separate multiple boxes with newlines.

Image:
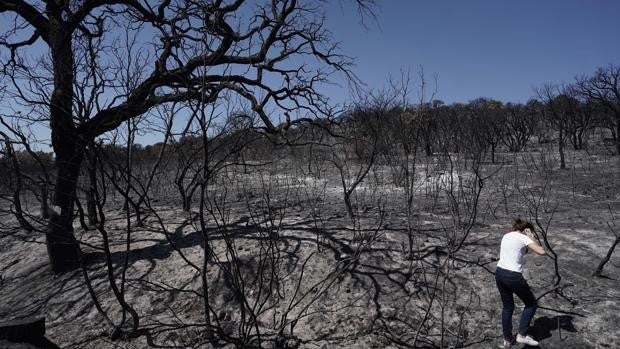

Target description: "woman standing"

left=496, top=219, right=546, bottom=348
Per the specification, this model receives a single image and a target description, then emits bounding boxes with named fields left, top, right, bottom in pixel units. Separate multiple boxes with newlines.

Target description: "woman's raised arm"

left=525, top=228, right=546, bottom=255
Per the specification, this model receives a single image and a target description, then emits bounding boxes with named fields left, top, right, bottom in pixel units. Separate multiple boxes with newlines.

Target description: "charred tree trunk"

left=558, top=128, right=566, bottom=169
left=577, top=129, right=585, bottom=150
left=616, top=118, right=620, bottom=155
left=424, top=130, right=433, bottom=156
left=176, top=179, right=193, bottom=212
left=4, top=139, right=32, bottom=231
left=47, top=24, right=81, bottom=273
left=40, top=179, right=50, bottom=219
left=86, top=147, right=98, bottom=226
left=182, top=195, right=192, bottom=212
left=48, top=152, right=83, bottom=273
left=593, top=236, right=619, bottom=277
left=176, top=161, right=195, bottom=212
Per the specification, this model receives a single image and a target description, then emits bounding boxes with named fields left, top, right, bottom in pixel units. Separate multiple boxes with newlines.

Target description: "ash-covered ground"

left=1, top=147, right=619, bottom=348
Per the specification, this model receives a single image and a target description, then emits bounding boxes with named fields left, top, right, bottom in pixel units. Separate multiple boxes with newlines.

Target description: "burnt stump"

left=0, top=317, right=60, bottom=349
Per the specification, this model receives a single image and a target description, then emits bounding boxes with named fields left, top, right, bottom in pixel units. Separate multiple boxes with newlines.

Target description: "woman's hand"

left=524, top=228, right=546, bottom=255
left=524, top=228, right=535, bottom=240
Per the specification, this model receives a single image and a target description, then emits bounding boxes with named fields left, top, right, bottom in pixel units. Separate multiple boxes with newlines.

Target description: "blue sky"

left=2, top=0, right=619, bottom=150
left=324, top=0, right=620, bottom=104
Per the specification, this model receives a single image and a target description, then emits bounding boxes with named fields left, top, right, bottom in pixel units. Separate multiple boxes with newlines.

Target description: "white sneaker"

left=516, top=334, right=539, bottom=346
left=502, top=339, right=513, bottom=348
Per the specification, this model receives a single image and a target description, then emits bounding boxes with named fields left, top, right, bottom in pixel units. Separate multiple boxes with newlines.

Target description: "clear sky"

left=324, top=0, right=620, bottom=104
left=2, top=0, right=620, bottom=150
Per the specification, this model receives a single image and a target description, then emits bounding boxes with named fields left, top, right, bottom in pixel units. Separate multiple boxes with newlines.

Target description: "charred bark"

left=616, top=120, right=620, bottom=155
left=558, top=128, right=566, bottom=169
left=47, top=153, right=83, bottom=273
left=86, top=147, right=99, bottom=226
left=593, top=235, right=619, bottom=277
left=47, top=22, right=81, bottom=273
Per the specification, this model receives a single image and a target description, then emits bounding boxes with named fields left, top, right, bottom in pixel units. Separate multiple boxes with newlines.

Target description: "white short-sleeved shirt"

left=497, top=231, right=534, bottom=273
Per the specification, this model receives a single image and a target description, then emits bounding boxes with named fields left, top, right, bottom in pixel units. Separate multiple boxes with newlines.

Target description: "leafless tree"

left=593, top=206, right=619, bottom=277
left=562, top=85, right=597, bottom=151
left=382, top=68, right=439, bottom=258
left=0, top=0, right=374, bottom=272
left=575, top=64, right=620, bottom=155
left=516, top=152, right=562, bottom=287
left=502, top=101, right=537, bottom=153
left=536, top=84, right=573, bottom=169
left=468, top=98, right=504, bottom=163
left=0, top=118, right=53, bottom=230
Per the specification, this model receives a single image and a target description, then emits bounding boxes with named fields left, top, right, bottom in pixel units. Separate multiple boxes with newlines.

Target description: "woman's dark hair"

left=512, top=218, right=535, bottom=232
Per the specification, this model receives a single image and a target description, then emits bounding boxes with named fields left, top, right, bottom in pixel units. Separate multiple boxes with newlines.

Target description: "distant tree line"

left=2, top=64, right=619, bottom=200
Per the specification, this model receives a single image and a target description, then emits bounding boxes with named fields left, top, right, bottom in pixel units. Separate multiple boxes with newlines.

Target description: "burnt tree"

left=0, top=0, right=369, bottom=273
left=576, top=64, right=620, bottom=155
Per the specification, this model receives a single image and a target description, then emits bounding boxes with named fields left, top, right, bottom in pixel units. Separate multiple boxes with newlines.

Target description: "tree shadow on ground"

left=66, top=210, right=497, bottom=347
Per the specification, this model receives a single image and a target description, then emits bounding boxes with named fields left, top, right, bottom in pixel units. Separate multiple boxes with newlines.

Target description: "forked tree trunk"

left=577, top=130, right=585, bottom=150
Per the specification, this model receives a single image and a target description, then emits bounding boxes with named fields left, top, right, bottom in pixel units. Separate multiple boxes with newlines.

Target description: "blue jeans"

left=495, top=267, right=537, bottom=341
